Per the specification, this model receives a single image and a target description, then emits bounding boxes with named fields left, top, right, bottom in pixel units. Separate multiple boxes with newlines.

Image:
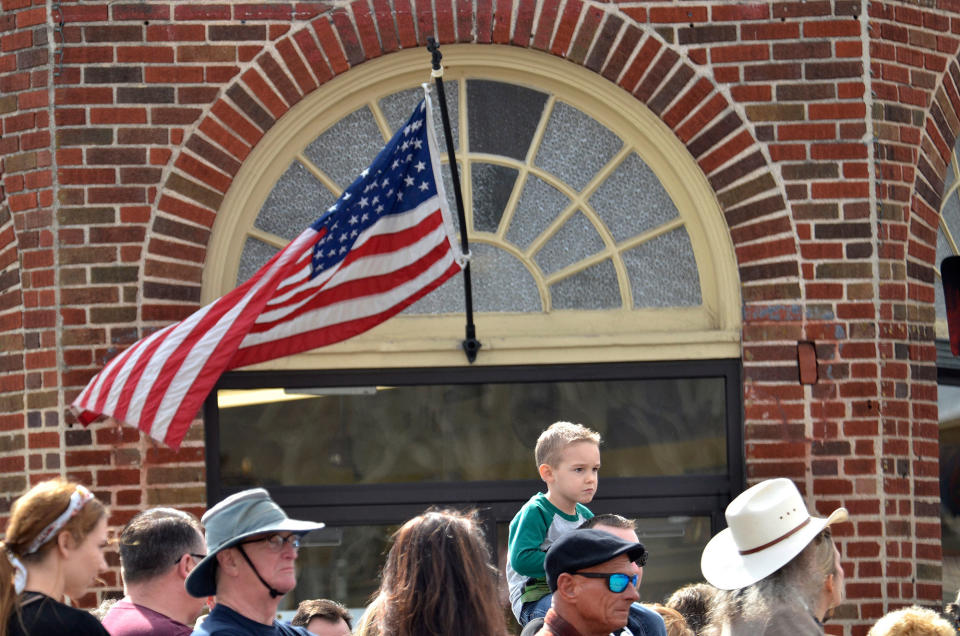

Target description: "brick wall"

left=1, top=0, right=957, bottom=631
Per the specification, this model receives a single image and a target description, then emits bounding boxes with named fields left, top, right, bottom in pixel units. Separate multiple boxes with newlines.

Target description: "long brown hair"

left=376, top=508, right=508, bottom=636
left=0, top=479, right=106, bottom=636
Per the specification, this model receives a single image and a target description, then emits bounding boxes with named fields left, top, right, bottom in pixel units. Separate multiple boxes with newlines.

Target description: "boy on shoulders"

left=506, top=421, right=602, bottom=626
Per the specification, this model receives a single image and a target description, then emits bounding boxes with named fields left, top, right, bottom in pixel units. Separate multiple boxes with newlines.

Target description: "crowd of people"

left=0, top=421, right=957, bottom=635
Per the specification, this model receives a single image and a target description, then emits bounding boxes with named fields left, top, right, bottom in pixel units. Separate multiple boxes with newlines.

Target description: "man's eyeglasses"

left=572, top=572, right=639, bottom=593
left=172, top=553, right=207, bottom=566
left=240, top=533, right=301, bottom=552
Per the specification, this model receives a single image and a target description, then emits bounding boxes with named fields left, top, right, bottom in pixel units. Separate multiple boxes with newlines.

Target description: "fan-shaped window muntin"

left=205, top=46, right=740, bottom=366
left=242, top=82, right=698, bottom=314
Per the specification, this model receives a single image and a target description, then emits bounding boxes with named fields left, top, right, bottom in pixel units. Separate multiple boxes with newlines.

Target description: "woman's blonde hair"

left=867, top=605, right=956, bottom=636
left=0, top=479, right=105, bottom=636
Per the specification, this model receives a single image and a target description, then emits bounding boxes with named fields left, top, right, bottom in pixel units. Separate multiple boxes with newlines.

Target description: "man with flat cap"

left=186, top=488, right=324, bottom=636
left=533, top=528, right=647, bottom=636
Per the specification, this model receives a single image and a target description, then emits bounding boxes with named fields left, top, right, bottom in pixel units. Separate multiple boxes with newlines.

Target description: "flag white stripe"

left=77, top=320, right=176, bottom=408
left=264, top=197, right=441, bottom=309
left=254, top=213, right=447, bottom=326
left=143, top=231, right=319, bottom=441
left=70, top=90, right=465, bottom=449
left=238, top=246, right=456, bottom=349
left=97, top=317, right=198, bottom=418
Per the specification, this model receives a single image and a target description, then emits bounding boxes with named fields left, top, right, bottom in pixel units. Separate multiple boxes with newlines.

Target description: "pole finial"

left=426, top=37, right=442, bottom=70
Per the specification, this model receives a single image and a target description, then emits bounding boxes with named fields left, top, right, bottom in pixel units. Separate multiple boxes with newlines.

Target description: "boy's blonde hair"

left=535, top=421, right=601, bottom=468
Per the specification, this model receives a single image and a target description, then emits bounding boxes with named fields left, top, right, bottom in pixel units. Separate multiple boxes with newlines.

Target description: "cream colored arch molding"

left=203, top=45, right=741, bottom=369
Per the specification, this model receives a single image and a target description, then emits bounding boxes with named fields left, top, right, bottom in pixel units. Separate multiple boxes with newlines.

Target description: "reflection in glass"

left=941, top=384, right=960, bottom=603
left=633, top=516, right=712, bottom=604
left=283, top=524, right=394, bottom=614
left=218, top=376, right=727, bottom=488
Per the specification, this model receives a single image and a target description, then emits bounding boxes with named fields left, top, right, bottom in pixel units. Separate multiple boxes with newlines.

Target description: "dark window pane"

left=217, top=377, right=727, bottom=488
left=467, top=80, right=548, bottom=160
left=940, top=382, right=960, bottom=601
left=282, top=524, right=394, bottom=614
left=472, top=163, right=518, bottom=233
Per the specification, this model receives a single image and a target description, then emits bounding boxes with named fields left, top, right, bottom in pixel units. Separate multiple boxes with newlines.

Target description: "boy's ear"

left=538, top=463, right=553, bottom=483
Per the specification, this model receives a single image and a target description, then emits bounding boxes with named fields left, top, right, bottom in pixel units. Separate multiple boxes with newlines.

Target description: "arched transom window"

left=204, top=46, right=741, bottom=368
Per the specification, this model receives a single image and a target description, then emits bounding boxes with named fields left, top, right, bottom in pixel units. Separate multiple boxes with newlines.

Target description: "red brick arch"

left=911, top=55, right=960, bottom=274
left=0, top=192, right=27, bottom=490
left=144, top=2, right=799, bottom=322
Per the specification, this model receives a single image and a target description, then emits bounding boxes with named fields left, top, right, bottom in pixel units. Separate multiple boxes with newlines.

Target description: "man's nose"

left=623, top=582, right=639, bottom=601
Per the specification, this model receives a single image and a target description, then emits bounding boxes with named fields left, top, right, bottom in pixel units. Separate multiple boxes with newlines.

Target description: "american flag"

left=70, top=93, right=466, bottom=449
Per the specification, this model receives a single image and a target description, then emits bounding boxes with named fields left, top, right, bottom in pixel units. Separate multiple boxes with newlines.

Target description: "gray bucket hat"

left=185, top=488, right=324, bottom=597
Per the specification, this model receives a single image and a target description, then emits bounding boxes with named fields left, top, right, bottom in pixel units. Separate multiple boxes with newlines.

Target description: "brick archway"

left=144, top=3, right=798, bottom=318
left=0, top=193, right=27, bottom=497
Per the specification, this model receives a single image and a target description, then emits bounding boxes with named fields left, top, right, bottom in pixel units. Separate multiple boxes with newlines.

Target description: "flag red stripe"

left=270, top=207, right=436, bottom=302
left=255, top=211, right=444, bottom=321
left=107, top=327, right=178, bottom=425
left=244, top=237, right=451, bottom=338
left=83, top=327, right=161, bottom=417
left=230, top=260, right=462, bottom=368
left=133, top=237, right=314, bottom=444
left=70, top=96, right=465, bottom=449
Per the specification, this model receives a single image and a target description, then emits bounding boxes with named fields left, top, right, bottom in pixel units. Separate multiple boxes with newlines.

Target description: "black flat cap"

left=545, top=529, right=646, bottom=592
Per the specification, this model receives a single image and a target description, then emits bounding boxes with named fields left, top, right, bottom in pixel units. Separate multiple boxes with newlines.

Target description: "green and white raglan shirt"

left=505, top=492, right=594, bottom=620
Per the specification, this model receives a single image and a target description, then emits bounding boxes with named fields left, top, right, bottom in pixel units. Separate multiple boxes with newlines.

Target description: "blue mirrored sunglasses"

left=572, top=572, right=638, bottom=593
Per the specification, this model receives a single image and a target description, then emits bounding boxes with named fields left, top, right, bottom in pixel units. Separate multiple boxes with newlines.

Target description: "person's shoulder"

left=72, top=608, right=112, bottom=635
left=275, top=621, right=313, bottom=635
left=629, top=603, right=667, bottom=636
left=510, top=493, right=552, bottom=526
left=518, top=493, right=549, bottom=512
left=761, top=607, right=821, bottom=636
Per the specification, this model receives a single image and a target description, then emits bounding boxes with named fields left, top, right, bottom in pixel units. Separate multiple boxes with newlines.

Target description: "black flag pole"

left=427, top=37, right=481, bottom=363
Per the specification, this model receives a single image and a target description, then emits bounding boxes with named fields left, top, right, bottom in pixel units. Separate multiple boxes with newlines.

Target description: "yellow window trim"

left=202, top=45, right=741, bottom=369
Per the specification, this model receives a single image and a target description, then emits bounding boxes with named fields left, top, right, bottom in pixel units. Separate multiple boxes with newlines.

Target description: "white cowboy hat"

left=700, top=478, right=848, bottom=590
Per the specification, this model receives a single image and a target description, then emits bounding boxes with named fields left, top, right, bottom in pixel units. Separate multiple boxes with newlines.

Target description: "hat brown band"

left=739, top=516, right=810, bottom=555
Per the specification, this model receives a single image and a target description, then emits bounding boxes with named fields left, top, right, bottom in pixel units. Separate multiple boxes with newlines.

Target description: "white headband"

left=5, top=549, right=26, bottom=594
left=24, top=485, right=95, bottom=555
